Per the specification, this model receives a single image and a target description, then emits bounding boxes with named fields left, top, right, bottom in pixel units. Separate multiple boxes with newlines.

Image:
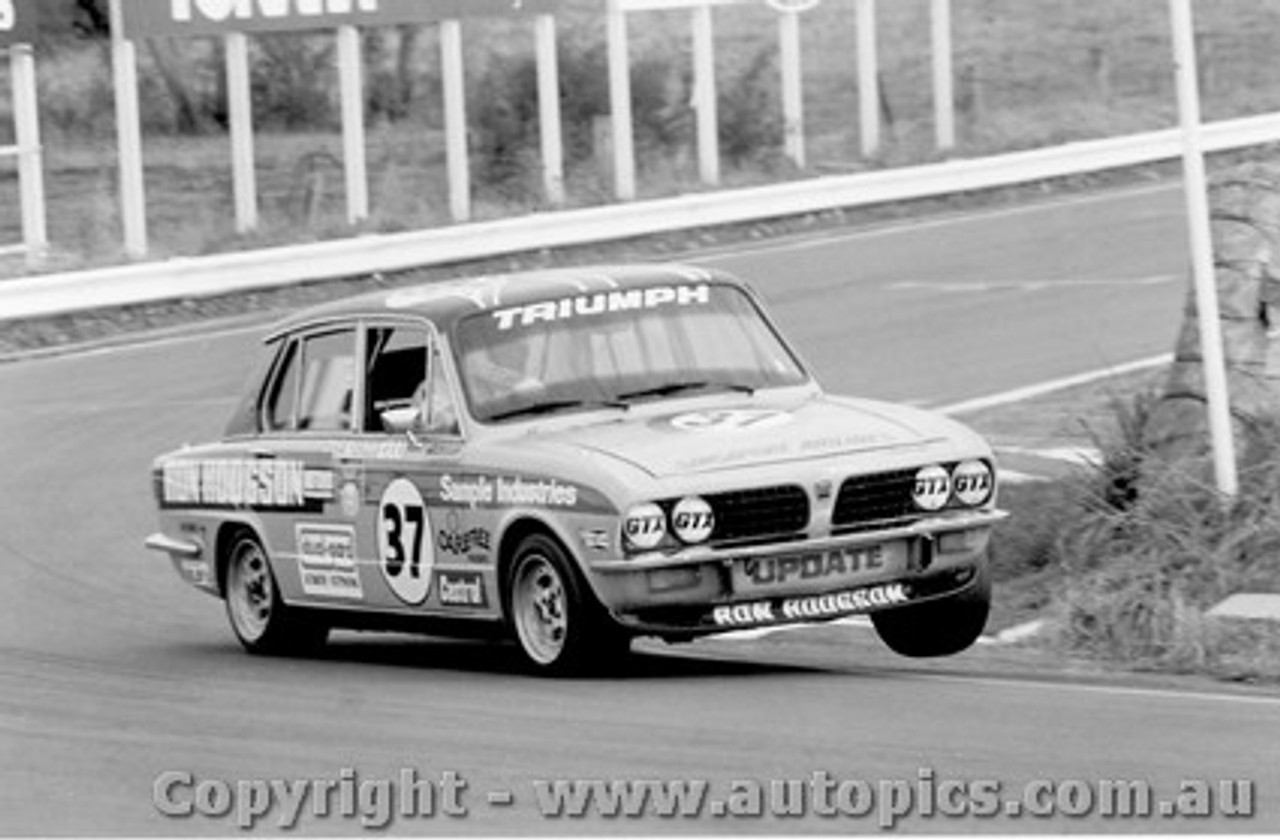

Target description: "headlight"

left=912, top=464, right=952, bottom=511
left=623, top=502, right=666, bottom=550
left=952, top=459, right=994, bottom=506
left=671, top=496, right=715, bottom=544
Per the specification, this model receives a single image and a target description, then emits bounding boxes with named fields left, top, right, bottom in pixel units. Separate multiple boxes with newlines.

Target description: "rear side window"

left=297, top=330, right=357, bottom=432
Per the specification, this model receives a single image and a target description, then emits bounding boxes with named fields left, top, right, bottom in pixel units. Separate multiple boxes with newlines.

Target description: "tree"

left=1144, top=162, right=1280, bottom=465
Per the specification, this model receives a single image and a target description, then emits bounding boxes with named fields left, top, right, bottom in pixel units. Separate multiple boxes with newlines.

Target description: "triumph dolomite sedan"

left=146, top=264, right=1006, bottom=674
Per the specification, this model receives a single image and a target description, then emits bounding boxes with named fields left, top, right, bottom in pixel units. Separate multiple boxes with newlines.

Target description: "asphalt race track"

left=3, top=185, right=1277, bottom=834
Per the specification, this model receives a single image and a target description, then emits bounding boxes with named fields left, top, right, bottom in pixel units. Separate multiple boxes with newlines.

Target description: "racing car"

left=146, top=264, right=1006, bottom=674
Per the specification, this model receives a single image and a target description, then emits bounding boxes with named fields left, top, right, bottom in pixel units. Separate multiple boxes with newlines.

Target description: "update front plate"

left=731, top=540, right=908, bottom=597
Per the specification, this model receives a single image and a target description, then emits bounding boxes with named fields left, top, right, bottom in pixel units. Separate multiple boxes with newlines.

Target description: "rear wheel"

left=224, top=532, right=328, bottom=656
left=871, top=565, right=991, bottom=657
left=506, top=533, right=629, bottom=675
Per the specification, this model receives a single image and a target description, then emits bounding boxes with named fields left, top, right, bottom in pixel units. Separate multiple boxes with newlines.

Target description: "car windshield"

left=454, top=282, right=808, bottom=423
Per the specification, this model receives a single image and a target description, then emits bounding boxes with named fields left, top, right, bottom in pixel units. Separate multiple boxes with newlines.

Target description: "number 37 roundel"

left=378, top=478, right=434, bottom=605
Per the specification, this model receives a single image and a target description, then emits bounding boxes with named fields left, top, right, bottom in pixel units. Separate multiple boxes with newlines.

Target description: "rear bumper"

left=145, top=531, right=219, bottom=596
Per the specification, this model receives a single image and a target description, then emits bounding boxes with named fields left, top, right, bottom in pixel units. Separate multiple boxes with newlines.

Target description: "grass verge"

left=965, top=370, right=1280, bottom=684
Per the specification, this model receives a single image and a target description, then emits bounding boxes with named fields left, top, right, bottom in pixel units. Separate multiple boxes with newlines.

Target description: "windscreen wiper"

left=615, top=380, right=755, bottom=402
left=487, top=398, right=629, bottom=422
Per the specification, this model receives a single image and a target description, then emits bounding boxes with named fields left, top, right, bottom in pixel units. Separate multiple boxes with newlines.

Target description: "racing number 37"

left=378, top=478, right=434, bottom=604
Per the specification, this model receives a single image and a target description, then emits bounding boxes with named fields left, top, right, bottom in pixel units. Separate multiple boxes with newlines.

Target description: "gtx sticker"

left=912, top=465, right=952, bottom=511
left=669, top=409, right=793, bottom=433
left=491, top=284, right=710, bottom=330
left=378, top=478, right=433, bottom=605
left=295, top=524, right=362, bottom=600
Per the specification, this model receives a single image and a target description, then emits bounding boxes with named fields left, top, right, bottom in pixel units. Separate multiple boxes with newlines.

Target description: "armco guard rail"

left=4, top=111, right=1280, bottom=322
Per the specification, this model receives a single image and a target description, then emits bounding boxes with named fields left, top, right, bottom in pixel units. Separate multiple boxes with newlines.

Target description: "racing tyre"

left=224, top=532, right=329, bottom=656
left=506, top=533, right=630, bottom=675
left=871, top=565, right=991, bottom=658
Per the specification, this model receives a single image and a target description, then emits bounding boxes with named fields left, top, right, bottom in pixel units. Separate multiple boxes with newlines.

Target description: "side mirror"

left=379, top=406, right=421, bottom=435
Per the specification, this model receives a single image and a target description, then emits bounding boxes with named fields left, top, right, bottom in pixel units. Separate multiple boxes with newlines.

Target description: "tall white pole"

left=10, top=43, right=45, bottom=264
left=607, top=0, right=636, bottom=201
left=930, top=0, right=954, bottom=151
left=337, top=25, right=368, bottom=225
left=1169, top=0, right=1238, bottom=496
left=440, top=18, right=470, bottom=222
left=691, top=3, right=719, bottom=185
left=778, top=10, right=805, bottom=168
left=855, top=0, right=879, bottom=157
left=535, top=14, right=565, bottom=206
left=109, top=0, right=148, bottom=257
left=225, top=32, right=258, bottom=233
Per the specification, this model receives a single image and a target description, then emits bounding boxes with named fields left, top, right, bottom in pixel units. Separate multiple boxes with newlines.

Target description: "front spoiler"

left=617, top=565, right=978, bottom=636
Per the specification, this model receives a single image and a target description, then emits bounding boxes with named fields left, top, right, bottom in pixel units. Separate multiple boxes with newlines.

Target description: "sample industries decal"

left=120, top=0, right=565, bottom=38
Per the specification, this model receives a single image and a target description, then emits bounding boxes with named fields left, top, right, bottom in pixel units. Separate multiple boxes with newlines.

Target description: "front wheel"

left=871, top=565, right=991, bottom=658
left=224, top=532, right=328, bottom=656
left=506, top=533, right=629, bottom=675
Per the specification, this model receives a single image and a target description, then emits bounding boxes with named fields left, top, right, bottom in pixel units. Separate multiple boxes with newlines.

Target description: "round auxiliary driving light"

left=912, top=464, right=952, bottom=512
left=671, top=496, right=715, bottom=544
left=952, top=460, right=994, bottom=507
left=623, top=502, right=666, bottom=550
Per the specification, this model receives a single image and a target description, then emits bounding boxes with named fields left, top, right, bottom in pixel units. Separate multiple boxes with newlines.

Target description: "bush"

left=1042, top=393, right=1280, bottom=676
left=468, top=41, right=691, bottom=199
left=251, top=35, right=337, bottom=131
left=717, top=47, right=785, bottom=168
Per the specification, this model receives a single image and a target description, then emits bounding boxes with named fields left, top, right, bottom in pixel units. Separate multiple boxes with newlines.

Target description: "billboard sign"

left=119, top=0, right=563, bottom=38
left=0, top=0, right=38, bottom=46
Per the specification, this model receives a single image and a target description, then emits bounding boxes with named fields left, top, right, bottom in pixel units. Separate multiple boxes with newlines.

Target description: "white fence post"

left=225, top=32, right=258, bottom=233
left=930, top=0, right=954, bottom=151
left=440, top=18, right=471, bottom=223
left=855, top=0, right=880, bottom=157
left=692, top=3, right=720, bottom=185
left=10, top=43, right=45, bottom=265
left=109, top=0, right=148, bottom=258
left=1169, top=0, right=1238, bottom=497
left=337, top=25, right=369, bottom=225
left=607, top=0, right=637, bottom=201
left=778, top=9, right=805, bottom=168
left=535, top=14, right=565, bottom=206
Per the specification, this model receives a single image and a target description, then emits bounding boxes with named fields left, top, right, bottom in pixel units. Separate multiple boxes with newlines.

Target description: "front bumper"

left=588, top=508, right=1005, bottom=635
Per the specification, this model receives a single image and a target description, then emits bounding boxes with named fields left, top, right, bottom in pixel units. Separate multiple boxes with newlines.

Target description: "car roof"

left=266, top=263, right=745, bottom=340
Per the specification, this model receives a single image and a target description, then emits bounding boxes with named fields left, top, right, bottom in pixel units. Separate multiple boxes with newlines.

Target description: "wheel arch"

left=213, top=517, right=267, bottom=598
left=496, top=515, right=604, bottom=615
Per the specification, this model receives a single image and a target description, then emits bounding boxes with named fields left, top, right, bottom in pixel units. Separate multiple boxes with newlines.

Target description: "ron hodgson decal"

left=295, top=523, right=363, bottom=600
left=435, top=570, right=489, bottom=609
left=161, top=459, right=333, bottom=509
left=711, top=582, right=911, bottom=627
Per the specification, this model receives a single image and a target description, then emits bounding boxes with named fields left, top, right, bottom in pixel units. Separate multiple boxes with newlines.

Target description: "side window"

left=262, top=339, right=300, bottom=432
left=297, top=330, right=357, bottom=432
left=423, top=343, right=460, bottom=436
left=365, top=324, right=429, bottom=432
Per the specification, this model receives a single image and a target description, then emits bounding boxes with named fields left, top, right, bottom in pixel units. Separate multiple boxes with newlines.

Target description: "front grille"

left=703, top=485, right=810, bottom=545
left=831, top=468, right=920, bottom=532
